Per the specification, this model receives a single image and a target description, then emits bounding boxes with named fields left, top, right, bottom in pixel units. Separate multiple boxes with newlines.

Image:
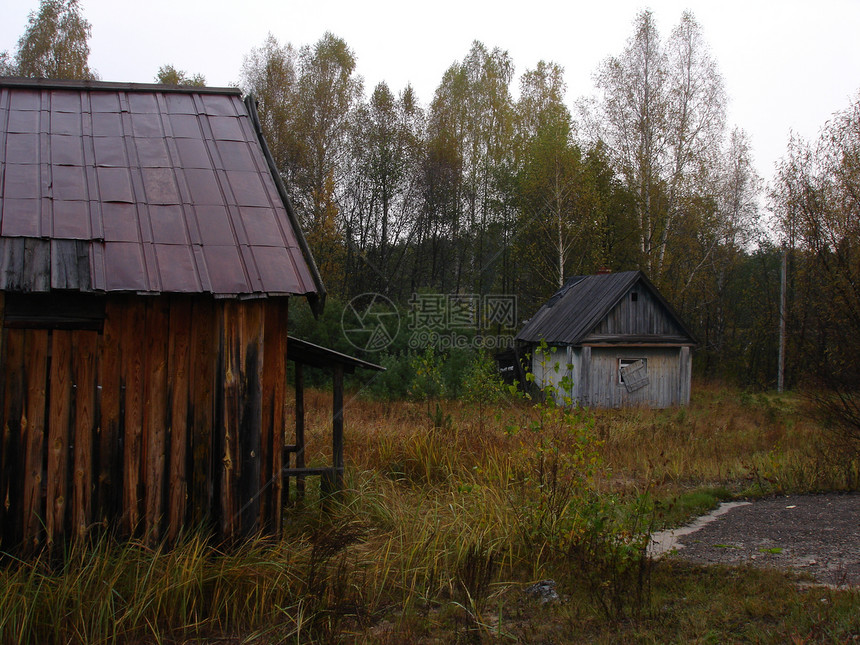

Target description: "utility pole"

left=778, top=246, right=787, bottom=392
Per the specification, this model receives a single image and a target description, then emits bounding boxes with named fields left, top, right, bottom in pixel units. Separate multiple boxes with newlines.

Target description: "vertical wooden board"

left=72, top=331, right=98, bottom=540
left=121, top=300, right=146, bottom=536
left=261, top=298, right=287, bottom=533
left=238, top=300, right=263, bottom=537
left=97, top=299, right=123, bottom=526
left=219, top=300, right=239, bottom=539
left=167, top=297, right=192, bottom=542
left=47, top=330, right=72, bottom=545
left=189, top=297, right=215, bottom=527
left=579, top=346, right=591, bottom=407
left=142, top=299, right=169, bottom=544
left=1, top=330, right=25, bottom=547
left=22, top=329, right=48, bottom=550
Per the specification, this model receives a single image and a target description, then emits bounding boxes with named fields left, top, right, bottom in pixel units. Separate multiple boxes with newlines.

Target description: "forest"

left=3, top=0, right=860, bottom=399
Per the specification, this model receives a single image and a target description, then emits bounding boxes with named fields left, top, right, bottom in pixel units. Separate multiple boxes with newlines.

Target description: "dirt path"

left=650, top=493, right=860, bottom=587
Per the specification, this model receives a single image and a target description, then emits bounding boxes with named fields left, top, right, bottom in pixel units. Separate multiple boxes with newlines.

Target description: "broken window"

left=618, top=358, right=649, bottom=392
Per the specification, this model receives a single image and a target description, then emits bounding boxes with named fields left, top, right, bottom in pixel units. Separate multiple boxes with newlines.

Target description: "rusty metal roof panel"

left=0, top=78, right=325, bottom=303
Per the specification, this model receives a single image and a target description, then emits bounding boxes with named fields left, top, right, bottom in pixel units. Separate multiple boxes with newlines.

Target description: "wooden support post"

left=332, top=363, right=344, bottom=493
left=294, top=362, right=305, bottom=500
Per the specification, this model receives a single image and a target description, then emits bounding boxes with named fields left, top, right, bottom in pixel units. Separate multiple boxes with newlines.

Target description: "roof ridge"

left=0, top=77, right=242, bottom=96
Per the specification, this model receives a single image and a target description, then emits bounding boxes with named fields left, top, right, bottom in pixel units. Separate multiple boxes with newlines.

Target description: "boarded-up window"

left=619, top=358, right=649, bottom=392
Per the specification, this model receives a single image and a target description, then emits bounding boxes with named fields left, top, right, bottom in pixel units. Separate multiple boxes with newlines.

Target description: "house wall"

left=0, top=293, right=289, bottom=552
left=531, top=345, right=576, bottom=404
left=531, top=344, right=691, bottom=409
left=579, top=346, right=690, bottom=408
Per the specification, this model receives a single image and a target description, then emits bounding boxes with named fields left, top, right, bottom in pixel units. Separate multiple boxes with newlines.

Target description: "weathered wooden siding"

left=579, top=347, right=687, bottom=408
left=532, top=345, right=575, bottom=403
left=586, top=288, right=684, bottom=338
left=532, top=345, right=691, bottom=408
left=0, top=294, right=289, bottom=552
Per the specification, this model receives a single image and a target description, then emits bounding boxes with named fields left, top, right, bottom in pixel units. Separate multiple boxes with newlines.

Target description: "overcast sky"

left=3, top=0, right=860, bottom=185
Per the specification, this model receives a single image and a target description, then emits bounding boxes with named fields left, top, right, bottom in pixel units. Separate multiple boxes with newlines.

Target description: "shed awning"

left=287, top=336, right=384, bottom=373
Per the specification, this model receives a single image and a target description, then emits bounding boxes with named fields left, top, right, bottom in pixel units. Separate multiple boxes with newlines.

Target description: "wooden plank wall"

left=588, top=288, right=683, bottom=337
left=583, top=347, right=685, bottom=408
left=0, top=294, right=289, bottom=553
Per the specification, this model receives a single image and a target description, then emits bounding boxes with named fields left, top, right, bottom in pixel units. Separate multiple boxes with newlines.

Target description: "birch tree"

left=587, top=10, right=725, bottom=279
left=14, top=0, right=96, bottom=80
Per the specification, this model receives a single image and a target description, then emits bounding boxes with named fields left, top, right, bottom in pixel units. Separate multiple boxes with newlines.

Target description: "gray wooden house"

left=514, top=271, right=695, bottom=408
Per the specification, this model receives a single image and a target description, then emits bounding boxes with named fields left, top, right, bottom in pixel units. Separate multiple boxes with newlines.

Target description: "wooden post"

left=332, top=363, right=344, bottom=493
left=294, top=362, right=305, bottom=500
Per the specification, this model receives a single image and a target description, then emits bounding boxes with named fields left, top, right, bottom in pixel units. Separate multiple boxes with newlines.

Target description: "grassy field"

left=1, top=383, right=858, bottom=643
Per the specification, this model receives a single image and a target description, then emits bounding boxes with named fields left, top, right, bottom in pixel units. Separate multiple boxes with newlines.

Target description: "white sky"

left=3, top=0, right=860, bottom=185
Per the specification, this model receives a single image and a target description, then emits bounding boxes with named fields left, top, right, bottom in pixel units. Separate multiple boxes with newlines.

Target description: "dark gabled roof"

left=515, top=270, right=695, bottom=346
left=0, top=77, right=324, bottom=313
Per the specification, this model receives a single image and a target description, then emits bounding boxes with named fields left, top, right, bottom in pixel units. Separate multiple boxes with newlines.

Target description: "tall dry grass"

left=1, top=383, right=856, bottom=643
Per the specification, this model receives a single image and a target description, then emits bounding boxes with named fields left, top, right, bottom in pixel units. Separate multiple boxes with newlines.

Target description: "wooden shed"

left=0, top=78, right=327, bottom=550
left=514, top=271, right=695, bottom=408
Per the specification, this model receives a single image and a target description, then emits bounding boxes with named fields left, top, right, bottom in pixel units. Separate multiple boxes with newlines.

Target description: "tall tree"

left=155, top=65, right=205, bottom=87
left=14, top=0, right=96, bottom=80
left=240, top=35, right=299, bottom=178
left=771, top=92, right=860, bottom=448
left=424, top=41, right=515, bottom=294
left=342, top=82, right=424, bottom=296
left=585, top=10, right=725, bottom=280
left=515, top=61, right=583, bottom=290
left=0, top=51, right=14, bottom=76
left=241, top=33, right=361, bottom=295
left=292, top=33, right=362, bottom=295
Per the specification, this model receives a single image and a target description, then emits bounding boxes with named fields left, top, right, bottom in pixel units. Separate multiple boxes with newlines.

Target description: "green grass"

left=0, top=383, right=857, bottom=643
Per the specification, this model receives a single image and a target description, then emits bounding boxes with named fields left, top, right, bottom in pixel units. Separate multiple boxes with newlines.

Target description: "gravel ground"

left=656, top=493, right=860, bottom=587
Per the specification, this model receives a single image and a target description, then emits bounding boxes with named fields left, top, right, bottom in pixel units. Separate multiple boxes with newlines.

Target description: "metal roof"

left=0, top=78, right=324, bottom=311
left=515, top=270, right=695, bottom=346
